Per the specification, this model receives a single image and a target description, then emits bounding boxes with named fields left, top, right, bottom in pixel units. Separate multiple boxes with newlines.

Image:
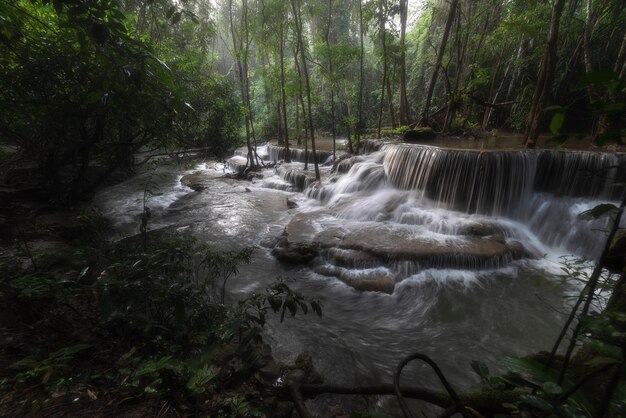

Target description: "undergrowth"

left=0, top=217, right=321, bottom=416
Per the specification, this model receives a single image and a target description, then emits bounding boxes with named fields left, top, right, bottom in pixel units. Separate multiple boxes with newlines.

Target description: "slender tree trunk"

left=377, top=0, right=388, bottom=138
left=505, top=40, right=526, bottom=102
left=241, top=0, right=261, bottom=165
left=398, top=0, right=409, bottom=125
left=386, top=76, right=396, bottom=129
left=356, top=0, right=364, bottom=152
left=279, top=17, right=290, bottom=162
left=228, top=0, right=254, bottom=167
left=443, top=3, right=464, bottom=132
left=291, top=0, right=319, bottom=179
left=326, top=0, right=336, bottom=160
left=294, top=45, right=308, bottom=168
left=422, top=0, right=459, bottom=126
left=277, top=101, right=283, bottom=144
left=523, top=0, right=566, bottom=149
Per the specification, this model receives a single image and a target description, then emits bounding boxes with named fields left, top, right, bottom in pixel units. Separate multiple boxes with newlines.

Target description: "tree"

left=228, top=0, right=257, bottom=167
left=523, top=0, right=566, bottom=148
left=290, top=0, right=320, bottom=180
left=398, top=0, right=410, bottom=125
left=421, top=0, right=459, bottom=127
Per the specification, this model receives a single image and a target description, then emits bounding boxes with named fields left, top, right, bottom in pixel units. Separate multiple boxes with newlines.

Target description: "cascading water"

left=93, top=141, right=624, bottom=416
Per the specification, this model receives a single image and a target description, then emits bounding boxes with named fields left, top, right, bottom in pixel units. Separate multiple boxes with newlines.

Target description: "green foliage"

left=0, top=0, right=240, bottom=201
left=0, top=227, right=321, bottom=411
left=381, top=125, right=411, bottom=136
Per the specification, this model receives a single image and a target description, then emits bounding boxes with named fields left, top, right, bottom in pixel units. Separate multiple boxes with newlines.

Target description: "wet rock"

left=246, top=171, right=263, bottom=181
left=316, top=265, right=396, bottom=294
left=458, top=221, right=503, bottom=237
left=271, top=242, right=318, bottom=265
left=606, top=231, right=626, bottom=274
left=180, top=171, right=209, bottom=191
left=330, top=153, right=355, bottom=174
left=286, top=199, right=298, bottom=209
left=272, top=218, right=320, bottom=263
left=325, top=248, right=379, bottom=268
left=313, top=223, right=510, bottom=260
left=275, top=165, right=317, bottom=192
left=227, top=156, right=247, bottom=173
left=506, top=240, right=536, bottom=259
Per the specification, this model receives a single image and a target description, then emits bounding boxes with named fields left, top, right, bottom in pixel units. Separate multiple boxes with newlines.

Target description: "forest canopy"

left=0, top=0, right=624, bottom=198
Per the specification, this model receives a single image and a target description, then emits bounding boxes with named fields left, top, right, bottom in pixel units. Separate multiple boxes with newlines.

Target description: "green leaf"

left=76, top=267, right=89, bottom=281
left=550, top=112, right=565, bottom=135
left=501, top=357, right=558, bottom=386
left=542, top=381, right=562, bottom=395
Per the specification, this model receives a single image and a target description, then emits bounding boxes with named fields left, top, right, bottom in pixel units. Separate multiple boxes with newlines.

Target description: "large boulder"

left=272, top=216, right=528, bottom=292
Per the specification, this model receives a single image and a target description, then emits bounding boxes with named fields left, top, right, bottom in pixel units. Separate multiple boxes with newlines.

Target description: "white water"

left=91, top=143, right=624, bottom=416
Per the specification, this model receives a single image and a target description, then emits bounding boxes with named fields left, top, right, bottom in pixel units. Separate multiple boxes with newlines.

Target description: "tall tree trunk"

left=386, top=76, right=396, bottom=129
left=279, top=17, right=290, bottom=162
left=422, top=0, right=459, bottom=126
left=228, top=0, right=254, bottom=167
left=523, top=0, right=566, bottom=149
left=326, top=0, right=336, bottom=160
left=291, top=0, right=319, bottom=180
left=294, top=45, right=308, bottom=168
left=398, top=0, right=409, bottom=125
left=356, top=0, right=364, bottom=152
left=377, top=0, right=388, bottom=138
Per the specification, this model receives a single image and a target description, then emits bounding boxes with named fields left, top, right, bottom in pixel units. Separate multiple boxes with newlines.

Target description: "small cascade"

left=275, top=164, right=318, bottom=192
left=267, top=144, right=336, bottom=165
left=307, top=159, right=387, bottom=203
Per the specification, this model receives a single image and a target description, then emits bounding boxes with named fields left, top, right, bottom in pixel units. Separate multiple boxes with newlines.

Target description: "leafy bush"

left=0, top=0, right=241, bottom=201
left=0, top=228, right=321, bottom=413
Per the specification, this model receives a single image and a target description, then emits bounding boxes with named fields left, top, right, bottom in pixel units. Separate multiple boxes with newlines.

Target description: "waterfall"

left=304, top=143, right=625, bottom=260
left=383, top=145, right=536, bottom=216
left=383, top=145, right=626, bottom=212
left=267, top=144, right=337, bottom=165
left=534, top=150, right=626, bottom=200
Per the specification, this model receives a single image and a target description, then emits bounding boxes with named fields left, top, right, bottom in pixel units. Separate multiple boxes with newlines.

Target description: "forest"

left=0, top=0, right=625, bottom=416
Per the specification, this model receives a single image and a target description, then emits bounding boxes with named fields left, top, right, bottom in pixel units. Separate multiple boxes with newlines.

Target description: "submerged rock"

left=315, top=264, right=396, bottom=293
left=457, top=221, right=504, bottom=237
left=180, top=171, right=209, bottom=191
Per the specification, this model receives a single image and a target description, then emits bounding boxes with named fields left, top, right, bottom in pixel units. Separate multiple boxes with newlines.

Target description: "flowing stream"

left=92, top=141, right=625, bottom=415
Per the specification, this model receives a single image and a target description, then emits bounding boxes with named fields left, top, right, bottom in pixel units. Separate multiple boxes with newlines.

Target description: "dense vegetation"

left=2, top=0, right=624, bottom=195
left=0, top=0, right=625, bottom=416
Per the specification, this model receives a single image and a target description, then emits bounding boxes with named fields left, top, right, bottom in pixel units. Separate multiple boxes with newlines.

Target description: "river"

left=91, top=140, right=625, bottom=416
